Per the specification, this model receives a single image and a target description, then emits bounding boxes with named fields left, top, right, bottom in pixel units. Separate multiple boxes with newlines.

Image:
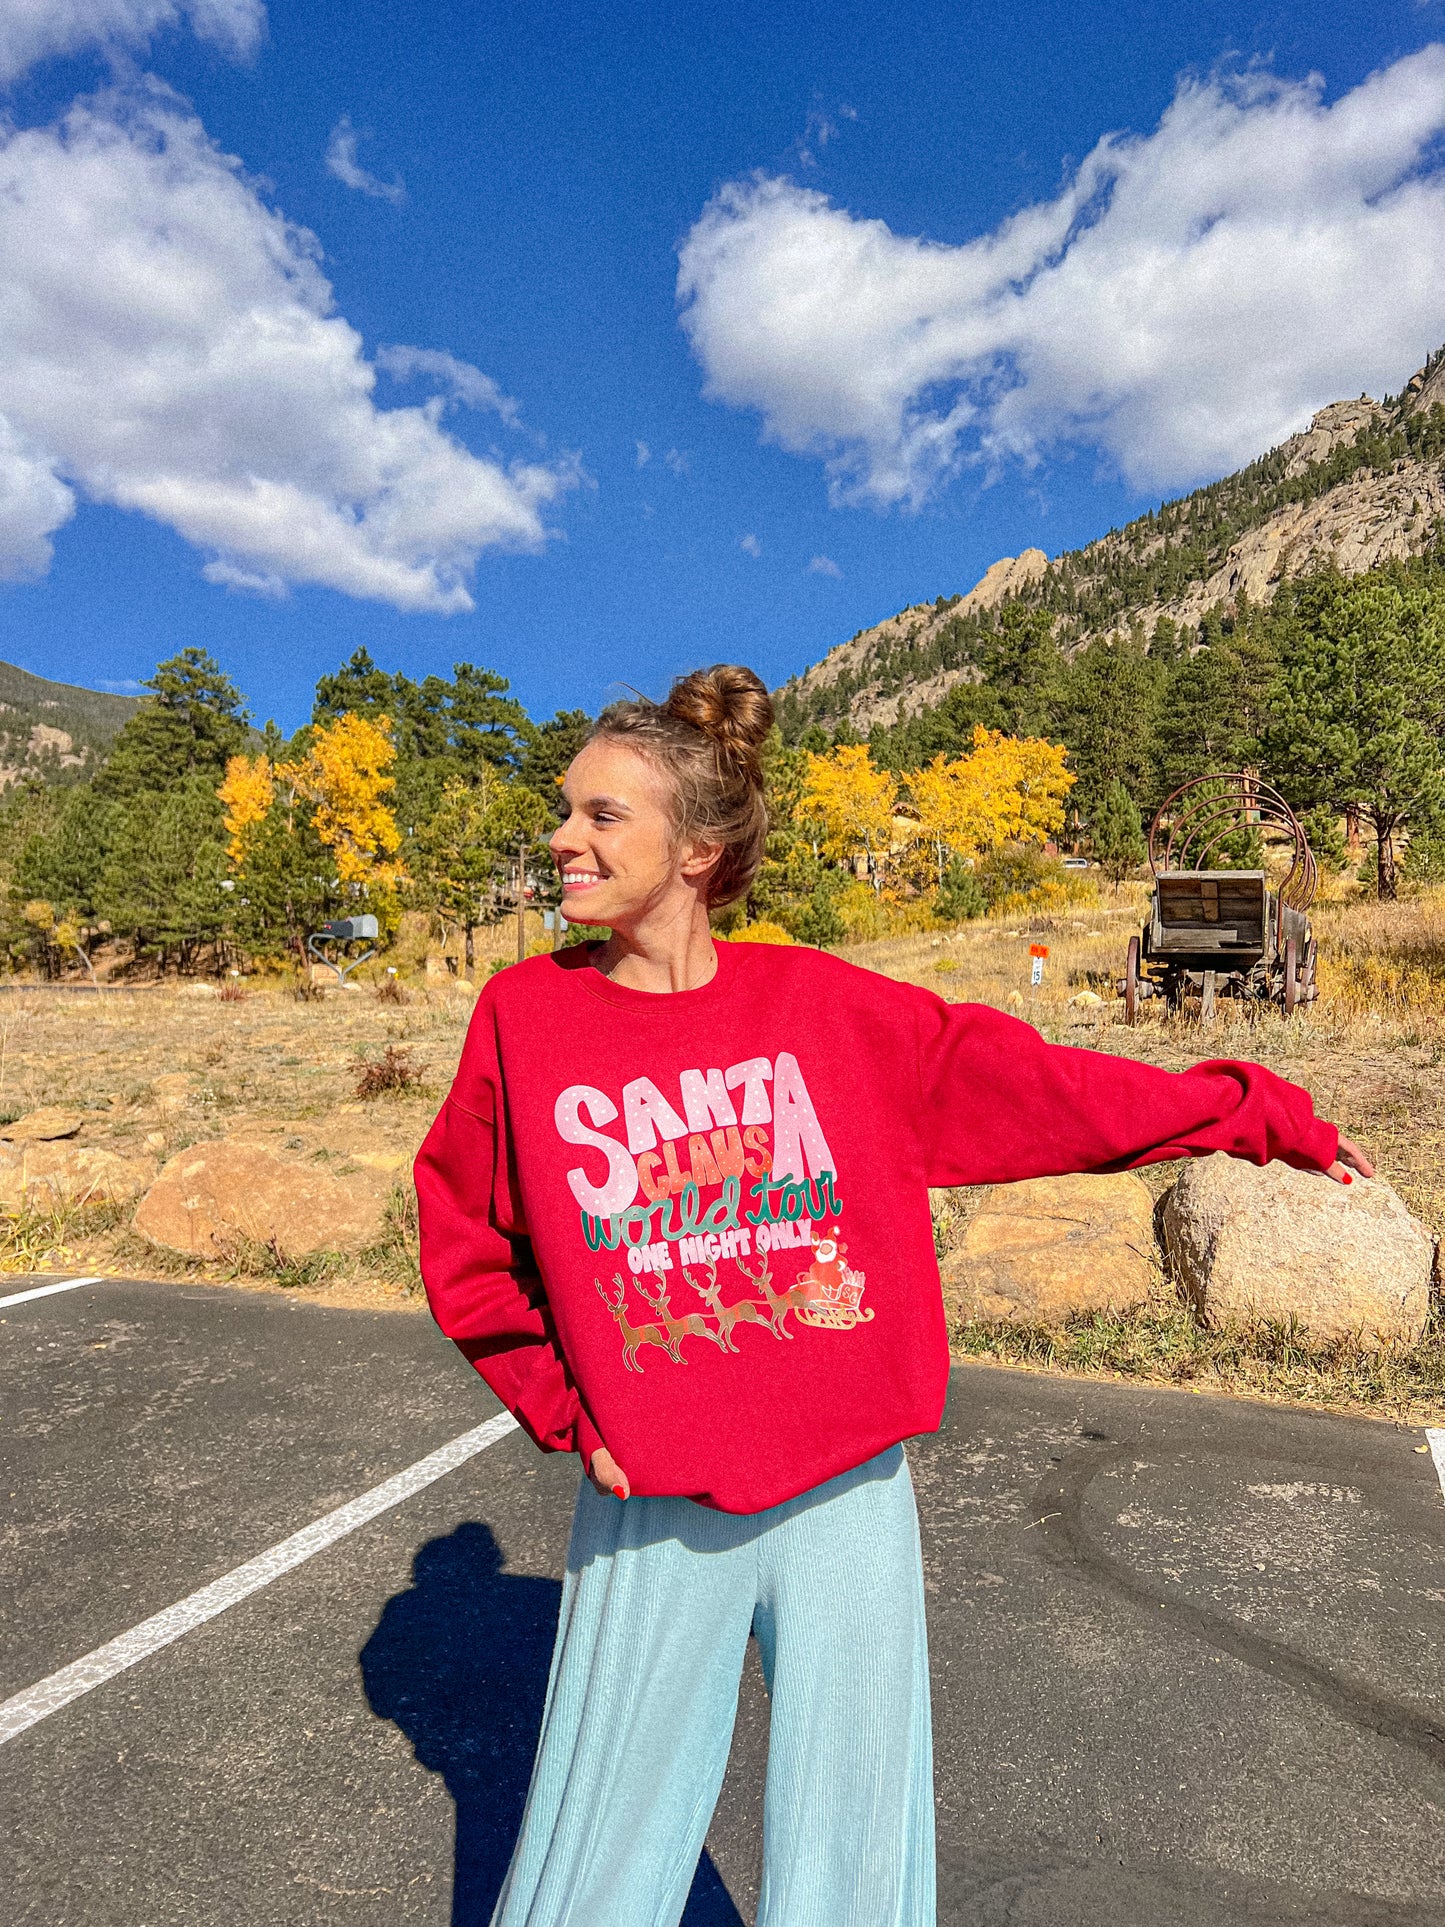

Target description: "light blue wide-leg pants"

left=491, top=1445, right=935, bottom=1927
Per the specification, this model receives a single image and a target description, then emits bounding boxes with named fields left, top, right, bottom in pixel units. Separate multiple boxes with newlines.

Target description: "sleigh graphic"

left=794, top=1235, right=873, bottom=1331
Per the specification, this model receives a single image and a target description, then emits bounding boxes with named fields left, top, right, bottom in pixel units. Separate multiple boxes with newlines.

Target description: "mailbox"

left=316, top=916, right=379, bottom=942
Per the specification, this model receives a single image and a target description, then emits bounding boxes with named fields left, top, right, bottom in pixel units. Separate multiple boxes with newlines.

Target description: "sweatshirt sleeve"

left=913, top=995, right=1339, bottom=1187
left=414, top=1028, right=603, bottom=1471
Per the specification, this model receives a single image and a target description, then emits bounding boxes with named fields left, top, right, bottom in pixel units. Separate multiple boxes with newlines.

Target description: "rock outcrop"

left=1, top=1106, right=85, bottom=1142
left=133, top=1139, right=391, bottom=1259
left=1161, top=1155, right=1433, bottom=1347
left=940, top=1172, right=1157, bottom=1324
left=779, top=346, right=1445, bottom=734
left=0, top=1142, right=156, bottom=1207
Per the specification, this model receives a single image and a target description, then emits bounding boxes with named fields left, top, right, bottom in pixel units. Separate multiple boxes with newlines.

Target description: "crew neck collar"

left=571, top=937, right=735, bottom=1011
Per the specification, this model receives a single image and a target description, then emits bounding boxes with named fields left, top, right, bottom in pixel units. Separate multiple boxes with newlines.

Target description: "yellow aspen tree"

left=799, top=745, right=900, bottom=881
left=280, top=713, right=406, bottom=886
left=910, top=727, right=1074, bottom=865
left=217, top=753, right=276, bottom=868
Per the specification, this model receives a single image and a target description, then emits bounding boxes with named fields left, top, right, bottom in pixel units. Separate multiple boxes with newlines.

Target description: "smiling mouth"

left=560, top=869, right=606, bottom=890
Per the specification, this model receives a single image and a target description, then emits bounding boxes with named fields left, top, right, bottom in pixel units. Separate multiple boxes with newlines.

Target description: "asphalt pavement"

left=2, top=1274, right=1442, bottom=1926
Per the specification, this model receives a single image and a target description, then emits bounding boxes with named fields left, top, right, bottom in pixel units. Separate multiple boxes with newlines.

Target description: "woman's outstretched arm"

left=912, top=997, right=1369, bottom=1187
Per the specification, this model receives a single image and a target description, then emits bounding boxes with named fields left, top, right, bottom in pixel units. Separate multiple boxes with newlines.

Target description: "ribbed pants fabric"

left=490, top=1445, right=935, bottom=1927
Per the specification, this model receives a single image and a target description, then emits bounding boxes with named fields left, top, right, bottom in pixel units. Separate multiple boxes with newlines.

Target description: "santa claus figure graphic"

left=796, top=1226, right=867, bottom=1318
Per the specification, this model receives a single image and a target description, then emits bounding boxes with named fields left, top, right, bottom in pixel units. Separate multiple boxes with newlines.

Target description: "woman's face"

left=551, top=737, right=713, bottom=931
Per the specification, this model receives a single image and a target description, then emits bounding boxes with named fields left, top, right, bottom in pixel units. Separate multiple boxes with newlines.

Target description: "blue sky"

left=2, top=0, right=1445, bottom=729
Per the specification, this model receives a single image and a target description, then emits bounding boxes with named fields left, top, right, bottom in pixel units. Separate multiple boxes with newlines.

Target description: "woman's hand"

left=1325, top=1134, right=1374, bottom=1185
left=588, top=1444, right=630, bottom=1501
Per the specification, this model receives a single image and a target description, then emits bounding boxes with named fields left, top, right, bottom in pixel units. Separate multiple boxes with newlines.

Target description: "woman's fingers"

left=588, top=1444, right=630, bottom=1500
left=1325, top=1135, right=1375, bottom=1184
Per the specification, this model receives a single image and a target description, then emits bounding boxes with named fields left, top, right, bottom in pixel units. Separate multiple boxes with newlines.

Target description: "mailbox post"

left=306, top=915, right=380, bottom=986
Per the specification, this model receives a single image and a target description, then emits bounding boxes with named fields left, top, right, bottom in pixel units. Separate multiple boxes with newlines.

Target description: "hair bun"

left=663, top=664, right=773, bottom=773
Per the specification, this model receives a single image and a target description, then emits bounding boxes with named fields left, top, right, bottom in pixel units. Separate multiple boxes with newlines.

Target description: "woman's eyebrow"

left=559, top=791, right=632, bottom=814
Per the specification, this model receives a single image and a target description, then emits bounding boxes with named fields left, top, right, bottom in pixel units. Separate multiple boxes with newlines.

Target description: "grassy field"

left=3, top=886, right=1442, bottom=1421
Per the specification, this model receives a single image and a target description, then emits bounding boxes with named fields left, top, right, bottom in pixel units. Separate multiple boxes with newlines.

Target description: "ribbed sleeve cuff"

left=574, top=1405, right=604, bottom=1473
left=1287, top=1115, right=1340, bottom=1173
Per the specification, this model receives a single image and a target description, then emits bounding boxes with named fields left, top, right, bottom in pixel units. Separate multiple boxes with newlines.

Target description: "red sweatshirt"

left=415, top=941, right=1337, bottom=1513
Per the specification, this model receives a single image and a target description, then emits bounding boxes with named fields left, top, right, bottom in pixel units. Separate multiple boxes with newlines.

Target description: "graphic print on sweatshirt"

left=553, top=1051, right=871, bottom=1371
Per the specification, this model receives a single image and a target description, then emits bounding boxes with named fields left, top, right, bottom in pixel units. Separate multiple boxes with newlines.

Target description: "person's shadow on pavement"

left=361, top=1521, right=747, bottom=1927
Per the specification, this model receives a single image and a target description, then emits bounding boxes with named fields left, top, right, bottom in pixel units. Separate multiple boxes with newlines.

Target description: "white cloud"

left=324, top=115, right=404, bottom=206
left=739, top=532, right=761, bottom=556
left=0, top=417, right=75, bottom=581
left=376, top=345, right=517, bottom=423
left=808, top=554, right=841, bottom=577
left=663, top=447, right=689, bottom=475
left=0, top=85, right=577, bottom=611
left=635, top=439, right=651, bottom=467
left=679, top=48, right=1445, bottom=500
left=0, top=0, right=264, bottom=84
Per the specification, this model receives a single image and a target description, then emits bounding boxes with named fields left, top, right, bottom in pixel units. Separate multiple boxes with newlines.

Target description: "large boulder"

left=0, top=1142, right=157, bottom=1208
left=940, top=1172, right=1157, bottom=1324
left=132, top=1140, right=389, bottom=1259
left=1161, top=1154, right=1434, bottom=1347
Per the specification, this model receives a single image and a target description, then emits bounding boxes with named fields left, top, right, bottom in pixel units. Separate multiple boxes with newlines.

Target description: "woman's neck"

left=594, top=897, right=718, bottom=994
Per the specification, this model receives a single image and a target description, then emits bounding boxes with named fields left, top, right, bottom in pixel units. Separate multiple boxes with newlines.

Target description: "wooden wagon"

left=1121, top=776, right=1318, bottom=1024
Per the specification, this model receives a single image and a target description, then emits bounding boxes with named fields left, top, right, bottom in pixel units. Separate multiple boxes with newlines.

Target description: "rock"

left=0, top=1142, right=157, bottom=1208
left=940, top=1172, right=1157, bottom=1324
left=225, top=1114, right=415, bottom=1177
left=1069, top=990, right=1104, bottom=1007
left=132, top=1139, right=390, bottom=1259
left=0, top=1106, right=85, bottom=1142
left=1161, top=1155, right=1433, bottom=1347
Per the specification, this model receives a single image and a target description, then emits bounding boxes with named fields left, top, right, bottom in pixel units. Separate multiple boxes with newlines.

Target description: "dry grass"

left=0, top=977, right=475, bottom=1304
left=951, top=1304, right=1445, bottom=1428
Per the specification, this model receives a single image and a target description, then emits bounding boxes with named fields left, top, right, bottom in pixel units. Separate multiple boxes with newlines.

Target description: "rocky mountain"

left=0, top=658, right=140, bottom=789
left=777, top=347, right=1445, bottom=738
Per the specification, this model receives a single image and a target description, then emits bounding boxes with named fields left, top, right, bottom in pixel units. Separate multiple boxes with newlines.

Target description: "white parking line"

left=0, top=1275, right=104, bottom=1311
left=0, top=1408, right=520, bottom=1746
left=1427, top=1429, right=1445, bottom=1507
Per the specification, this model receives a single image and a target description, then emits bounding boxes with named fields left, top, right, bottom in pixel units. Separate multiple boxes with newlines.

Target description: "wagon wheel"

left=1124, top=936, right=1140, bottom=1025
left=1283, top=937, right=1299, bottom=1017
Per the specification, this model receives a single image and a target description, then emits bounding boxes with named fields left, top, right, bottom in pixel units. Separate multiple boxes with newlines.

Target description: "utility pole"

left=515, top=838, right=527, bottom=963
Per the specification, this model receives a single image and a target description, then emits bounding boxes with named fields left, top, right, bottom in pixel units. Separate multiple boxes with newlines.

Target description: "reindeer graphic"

left=634, top=1272, right=730, bottom=1362
left=733, top=1250, right=812, bottom=1340
left=594, top=1273, right=674, bottom=1373
left=682, top=1256, right=771, bottom=1352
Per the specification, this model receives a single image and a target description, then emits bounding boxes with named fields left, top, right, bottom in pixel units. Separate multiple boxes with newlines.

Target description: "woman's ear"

left=678, top=838, right=723, bottom=886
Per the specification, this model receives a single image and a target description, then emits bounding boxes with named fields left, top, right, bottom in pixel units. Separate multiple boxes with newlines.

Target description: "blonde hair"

left=589, top=664, right=773, bottom=906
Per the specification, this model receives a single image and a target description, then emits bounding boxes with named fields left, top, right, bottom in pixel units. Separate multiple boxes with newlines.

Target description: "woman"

left=416, top=664, right=1369, bottom=1927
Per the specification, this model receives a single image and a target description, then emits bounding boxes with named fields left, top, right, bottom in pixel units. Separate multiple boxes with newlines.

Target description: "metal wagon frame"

left=1122, top=775, right=1319, bottom=1024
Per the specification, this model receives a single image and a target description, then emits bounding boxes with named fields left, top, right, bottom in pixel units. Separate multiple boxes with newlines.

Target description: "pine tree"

left=1089, top=780, right=1147, bottom=884
left=93, top=649, right=250, bottom=799
left=1266, top=565, right=1445, bottom=899
left=96, top=777, right=229, bottom=969
left=1056, top=634, right=1163, bottom=819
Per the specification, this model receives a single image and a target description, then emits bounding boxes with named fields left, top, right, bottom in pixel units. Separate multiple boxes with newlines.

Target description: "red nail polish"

left=1341, top=1171, right=1353, bottom=1184
left=611, top=1484, right=627, bottom=1499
